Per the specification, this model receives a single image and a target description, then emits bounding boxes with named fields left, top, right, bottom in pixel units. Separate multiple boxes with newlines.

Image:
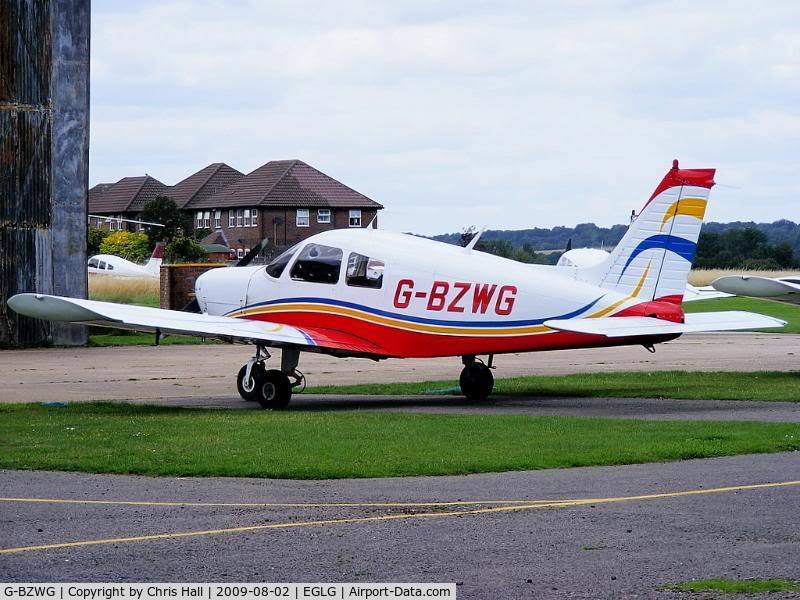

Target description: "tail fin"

left=144, top=242, right=165, bottom=275
left=598, top=160, right=715, bottom=304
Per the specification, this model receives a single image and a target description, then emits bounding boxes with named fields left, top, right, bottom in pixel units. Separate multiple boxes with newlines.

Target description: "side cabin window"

left=88, top=258, right=99, bottom=268
left=265, top=244, right=299, bottom=279
left=290, top=243, right=342, bottom=284
left=98, top=260, right=107, bottom=270
left=346, top=252, right=384, bottom=289
left=106, top=263, right=114, bottom=271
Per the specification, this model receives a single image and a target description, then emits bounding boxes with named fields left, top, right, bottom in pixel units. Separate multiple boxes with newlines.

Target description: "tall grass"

left=88, top=275, right=159, bottom=307
left=689, top=269, right=796, bottom=286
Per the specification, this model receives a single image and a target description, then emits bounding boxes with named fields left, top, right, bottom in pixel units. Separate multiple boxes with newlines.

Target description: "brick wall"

left=160, top=263, right=226, bottom=310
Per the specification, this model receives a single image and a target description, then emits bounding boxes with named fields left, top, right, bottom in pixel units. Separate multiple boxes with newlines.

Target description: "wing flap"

left=7, top=294, right=382, bottom=355
left=544, top=311, right=785, bottom=338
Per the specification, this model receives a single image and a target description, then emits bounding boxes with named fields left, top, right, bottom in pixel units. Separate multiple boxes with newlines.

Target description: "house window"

left=237, top=209, right=244, bottom=227
left=203, top=211, right=210, bottom=229
left=296, top=209, right=309, bottom=227
left=108, top=219, right=115, bottom=231
left=244, top=209, right=251, bottom=227
left=349, top=209, right=362, bottom=227
left=196, top=211, right=203, bottom=229
left=251, top=209, right=258, bottom=227
left=317, top=209, right=331, bottom=224
left=214, top=210, right=221, bottom=229
left=236, top=248, right=244, bottom=259
left=229, top=209, right=236, bottom=227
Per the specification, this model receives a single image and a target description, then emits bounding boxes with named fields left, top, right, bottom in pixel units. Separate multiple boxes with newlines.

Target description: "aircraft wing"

left=712, top=276, right=800, bottom=305
left=544, top=311, right=785, bottom=338
left=7, top=294, right=382, bottom=355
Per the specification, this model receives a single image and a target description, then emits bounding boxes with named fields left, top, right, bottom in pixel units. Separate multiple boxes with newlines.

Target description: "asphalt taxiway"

left=2, top=333, right=797, bottom=403
left=1, top=453, right=799, bottom=598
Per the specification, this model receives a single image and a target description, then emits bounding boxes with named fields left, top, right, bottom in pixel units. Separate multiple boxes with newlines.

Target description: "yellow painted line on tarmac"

left=1, top=480, right=798, bottom=555
left=0, top=497, right=541, bottom=509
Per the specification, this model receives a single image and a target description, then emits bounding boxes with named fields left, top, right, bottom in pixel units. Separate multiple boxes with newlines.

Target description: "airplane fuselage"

left=196, top=229, right=680, bottom=358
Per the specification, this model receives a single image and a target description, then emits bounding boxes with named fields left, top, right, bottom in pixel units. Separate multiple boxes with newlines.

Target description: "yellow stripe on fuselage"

left=233, top=303, right=553, bottom=337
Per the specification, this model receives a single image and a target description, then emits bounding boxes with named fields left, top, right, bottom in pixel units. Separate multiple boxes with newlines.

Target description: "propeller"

left=236, top=237, right=269, bottom=267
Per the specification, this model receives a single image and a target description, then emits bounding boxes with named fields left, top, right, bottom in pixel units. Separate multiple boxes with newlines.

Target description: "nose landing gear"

left=236, top=346, right=303, bottom=409
left=459, top=355, right=495, bottom=401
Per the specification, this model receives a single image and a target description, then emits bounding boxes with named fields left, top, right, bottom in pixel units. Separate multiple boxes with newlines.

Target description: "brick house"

left=184, top=159, right=383, bottom=259
left=89, top=160, right=383, bottom=258
left=88, top=175, right=166, bottom=230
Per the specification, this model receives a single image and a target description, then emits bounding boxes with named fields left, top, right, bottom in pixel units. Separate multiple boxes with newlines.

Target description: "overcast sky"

left=90, top=0, right=799, bottom=235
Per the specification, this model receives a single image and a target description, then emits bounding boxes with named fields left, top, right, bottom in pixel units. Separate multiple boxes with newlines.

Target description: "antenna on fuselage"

left=465, top=227, right=485, bottom=251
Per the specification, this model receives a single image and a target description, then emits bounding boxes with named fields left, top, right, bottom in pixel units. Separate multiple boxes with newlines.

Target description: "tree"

left=165, top=236, right=207, bottom=263
left=139, top=196, right=188, bottom=245
left=87, top=227, right=110, bottom=256
left=99, top=231, right=151, bottom=263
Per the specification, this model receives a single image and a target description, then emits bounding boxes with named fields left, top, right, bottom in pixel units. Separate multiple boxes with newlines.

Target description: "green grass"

left=307, top=371, right=800, bottom=402
left=684, top=296, right=800, bottom=333
left=0, top=403, right=798, bottom=479
left=668, top=578, right=800, bottom=594
left=88, top=332, right=210, bottom=347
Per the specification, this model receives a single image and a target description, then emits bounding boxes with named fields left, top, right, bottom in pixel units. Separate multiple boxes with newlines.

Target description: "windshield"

left=265, top=244, right=299, bottom=279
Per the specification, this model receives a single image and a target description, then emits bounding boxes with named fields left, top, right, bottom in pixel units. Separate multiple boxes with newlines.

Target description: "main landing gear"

left=236, top=346, right=305, bottom=409
left=459, top=355, right=495, bottom=401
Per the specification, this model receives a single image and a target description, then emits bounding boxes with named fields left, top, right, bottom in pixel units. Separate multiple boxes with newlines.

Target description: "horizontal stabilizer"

left=544, top=311, right=785, bottom=338
left=7, top=294, right=382, bottom=355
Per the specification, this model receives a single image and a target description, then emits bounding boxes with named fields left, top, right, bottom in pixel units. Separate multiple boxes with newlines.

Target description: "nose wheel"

left=459, top=356, right=494, bottom=401
left=236, top=346, right=301, bottom=410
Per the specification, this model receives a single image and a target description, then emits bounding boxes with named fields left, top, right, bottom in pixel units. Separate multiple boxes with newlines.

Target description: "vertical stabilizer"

left=598, top=160, right=715, bottom=304
left=144, top=242, right=165, bottom=276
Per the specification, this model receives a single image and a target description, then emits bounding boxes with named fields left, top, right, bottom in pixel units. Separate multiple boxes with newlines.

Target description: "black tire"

left=236, top=363, right=265, bottom=402
left=459, top=363, right=494, bottom=401
left=257, top=369, right=292, bottom=410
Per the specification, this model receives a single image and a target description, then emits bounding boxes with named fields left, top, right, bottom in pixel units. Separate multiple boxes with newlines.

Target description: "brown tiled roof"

left=169, top=163, right=244, bottom=209
left=188, top=160, right=383, bottom=210
left=88, top=175, right=167, bottom=214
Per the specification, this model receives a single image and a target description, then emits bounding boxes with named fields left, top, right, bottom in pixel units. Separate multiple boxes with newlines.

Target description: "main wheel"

left=459, top=362, right=494, bottom=401
left=257, top=369, right=292, bottom=410
left=237, top=363, right=266, bottom=402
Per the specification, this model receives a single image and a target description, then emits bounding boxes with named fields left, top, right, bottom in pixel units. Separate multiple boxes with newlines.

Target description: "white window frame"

left=237, top=209, right=244, bottom=227
left=244, top=209, right=251, bottom=227
left=349, top=209, right=362, bottom=227
left=236, top=248, right=244, bottom=259
left=229, top=209, right=236, bottom=227
left=251, top=208, right=258, bottom=227
left=296, top=209, right=309, bottom=227
left=203, top=211, right=211, bottom=229
left=317, top=209, right=331, bottom=224
left=214, top=210, right=221, bottom=229
left=196, top=211, right=203, bottom=229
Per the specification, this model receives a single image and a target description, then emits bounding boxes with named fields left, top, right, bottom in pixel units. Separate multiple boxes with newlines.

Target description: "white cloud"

left=90, top=0, right=800, bottom=234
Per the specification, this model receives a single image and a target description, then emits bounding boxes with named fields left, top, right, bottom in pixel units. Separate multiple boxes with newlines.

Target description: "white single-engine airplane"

left=8, top=161, right=785, bottom=408
left=88, top=243, right=164, bottom=278
left=712, top=275, right=800, bottom=305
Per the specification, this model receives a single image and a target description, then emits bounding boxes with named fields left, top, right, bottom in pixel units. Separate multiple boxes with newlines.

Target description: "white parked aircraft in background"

left=713, top=275, right=800, bottom=305
left=10, top=161, right=784, bottom=409
left=88, top=243, right=164, bottom=278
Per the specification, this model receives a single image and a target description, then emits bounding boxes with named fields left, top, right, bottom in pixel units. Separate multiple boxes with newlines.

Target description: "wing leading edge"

left=544, top=311, right=785, bottom=338
left=7, top=294, right=382, bottom=356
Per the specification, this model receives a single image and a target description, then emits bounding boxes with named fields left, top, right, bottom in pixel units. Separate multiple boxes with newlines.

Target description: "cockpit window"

left=265, top=244, right=298, bottom=279
left=88, top=258, right=99, bottom=268
left=346, top=252, right=384, bottom=289
left=290, top=243, right=343, bottom=284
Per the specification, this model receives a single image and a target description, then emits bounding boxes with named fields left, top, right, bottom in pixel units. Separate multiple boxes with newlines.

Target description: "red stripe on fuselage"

left=243, top=311, right=677, bottom=358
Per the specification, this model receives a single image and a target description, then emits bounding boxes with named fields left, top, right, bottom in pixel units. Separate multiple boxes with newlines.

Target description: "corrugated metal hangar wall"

left=0, top=0, right=90, bottom=347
